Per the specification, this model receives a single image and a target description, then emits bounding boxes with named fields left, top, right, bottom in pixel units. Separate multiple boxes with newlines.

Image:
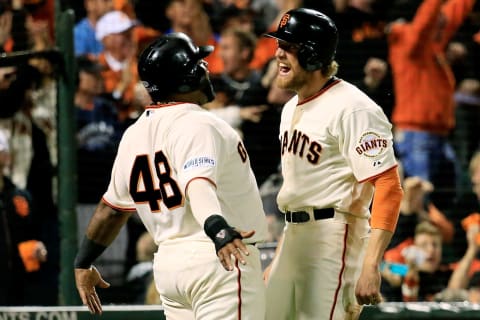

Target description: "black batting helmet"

left=138, top=32, right=215, bottom=102
left=265, top=8, right=338, bottom=71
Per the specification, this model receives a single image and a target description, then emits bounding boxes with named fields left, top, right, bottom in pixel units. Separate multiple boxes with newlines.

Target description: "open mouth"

left=278, top=63, right=291, bottom=76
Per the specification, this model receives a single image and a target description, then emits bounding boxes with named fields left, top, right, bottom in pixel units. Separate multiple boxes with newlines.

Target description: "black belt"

left=285, top=208, right=335, bottom=223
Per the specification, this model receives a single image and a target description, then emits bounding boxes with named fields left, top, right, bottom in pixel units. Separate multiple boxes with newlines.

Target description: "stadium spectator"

left=95, top=10, right=139, bottom=122
left=75, top=55, right=122, bottom=152
left=74, top=0, right=114, bottom=56
left=164, top=0, right=221, bottom=72
left=382, top=220, right=479, bottom=302
left=213, top=4, right=277, bottom=71
left=0, top=129, right=48, bottom=306
left=387, top=0, right=476, bottom=212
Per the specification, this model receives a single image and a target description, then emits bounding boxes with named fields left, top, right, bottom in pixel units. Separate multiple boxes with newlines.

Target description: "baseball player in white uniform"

left=74, top=33, right=268, bottom=320
left=263, top=8, right=404, bottom=320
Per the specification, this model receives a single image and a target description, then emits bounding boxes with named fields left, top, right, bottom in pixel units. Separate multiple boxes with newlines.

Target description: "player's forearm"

left=362, top=228, right=394, bottom=269
left=84, top=200, right=132, bottom=246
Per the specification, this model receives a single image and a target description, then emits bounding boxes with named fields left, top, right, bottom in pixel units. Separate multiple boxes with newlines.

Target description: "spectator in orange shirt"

left=95, top=10, right=139, bottom=122
left=387, top=0, right=476, bottom=211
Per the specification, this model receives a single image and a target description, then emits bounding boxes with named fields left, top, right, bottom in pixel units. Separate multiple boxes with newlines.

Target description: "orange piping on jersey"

left=297, top=79, right=341, bottom=105
left=236, top=259, right=242, bottom=320
left=329, top=224, right=348, bottom=320
left=101, top=197, right=137, bottom=212
left=185, top=177, right=217, bottom=196
left=367, top=166, right=403, bottom=232
left=145, top=102, right=184, bottom=109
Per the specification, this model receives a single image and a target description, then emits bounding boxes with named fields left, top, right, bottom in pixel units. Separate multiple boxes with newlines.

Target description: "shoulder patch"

left=183, top=156, right=216, bottom=171
left=355, top=131, right=388, bottom=158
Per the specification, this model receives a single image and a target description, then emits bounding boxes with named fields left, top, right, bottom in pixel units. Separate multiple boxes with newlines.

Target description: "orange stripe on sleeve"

left=368, top=166, right=404, bottom=232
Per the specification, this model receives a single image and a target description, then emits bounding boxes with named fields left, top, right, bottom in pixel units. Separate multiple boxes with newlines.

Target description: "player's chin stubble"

left=275, top=70, right=307, bottom=92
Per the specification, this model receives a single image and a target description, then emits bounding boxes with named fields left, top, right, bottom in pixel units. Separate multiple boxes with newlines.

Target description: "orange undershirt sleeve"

left=367, top=166, right=404, bottom=232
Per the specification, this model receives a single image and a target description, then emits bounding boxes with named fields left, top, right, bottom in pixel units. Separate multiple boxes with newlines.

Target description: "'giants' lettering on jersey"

left=355, top=131, right=388, bottom=158
left=281, top=129, right=322, bottom=164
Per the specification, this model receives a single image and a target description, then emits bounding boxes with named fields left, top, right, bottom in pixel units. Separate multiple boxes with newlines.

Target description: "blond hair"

left=321, top=60, right=339, bottom=78
left=415, top=221, right=442, bottom=239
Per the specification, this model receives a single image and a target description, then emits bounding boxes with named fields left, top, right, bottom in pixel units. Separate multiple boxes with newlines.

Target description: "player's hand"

left=355, top=265, right=383, bottom=305
left=75, top=265, right=110, bottom=314
left=217, top=229, right=255, bottom=271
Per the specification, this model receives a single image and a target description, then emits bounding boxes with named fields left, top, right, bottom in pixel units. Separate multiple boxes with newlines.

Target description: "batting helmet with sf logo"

left=264, top=8, right=338, bottom=71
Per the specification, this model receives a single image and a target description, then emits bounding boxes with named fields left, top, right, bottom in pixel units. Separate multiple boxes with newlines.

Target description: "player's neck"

left=158, top=91, right=206, bottom=106
left=297, top=75, right=334, bottom=102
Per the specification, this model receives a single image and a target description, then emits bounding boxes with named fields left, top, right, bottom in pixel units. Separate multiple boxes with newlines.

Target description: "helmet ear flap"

left=298, top=45, right=323, bottom=71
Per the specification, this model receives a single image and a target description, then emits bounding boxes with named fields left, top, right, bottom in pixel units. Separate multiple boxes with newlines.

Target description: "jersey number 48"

left=129, top=150, right=182, bottom=212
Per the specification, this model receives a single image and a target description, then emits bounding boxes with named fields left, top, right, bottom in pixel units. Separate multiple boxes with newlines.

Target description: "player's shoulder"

left=334, top=80, right=381, bottom=109
left=167, top=104, right=238, bottom=139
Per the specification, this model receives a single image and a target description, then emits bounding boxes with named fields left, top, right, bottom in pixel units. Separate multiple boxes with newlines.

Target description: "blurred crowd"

left=1, top=0, right=480, bottom=307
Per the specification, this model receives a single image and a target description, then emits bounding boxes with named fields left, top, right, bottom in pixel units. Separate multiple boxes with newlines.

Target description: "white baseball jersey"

left=277, top=78, right=397, bottom=216
left=103, top=102, right=268, bottom=245
left=266, top=79, right=398, bottom=320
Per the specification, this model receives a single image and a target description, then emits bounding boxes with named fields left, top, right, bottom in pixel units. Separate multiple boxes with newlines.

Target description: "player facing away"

left=262, top=8, right=404, bottom=320
left=73, top=32, right=268, bottom=320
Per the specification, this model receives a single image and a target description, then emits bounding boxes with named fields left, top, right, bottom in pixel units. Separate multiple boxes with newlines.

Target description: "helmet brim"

left=263, top=31, right=296, bottom=44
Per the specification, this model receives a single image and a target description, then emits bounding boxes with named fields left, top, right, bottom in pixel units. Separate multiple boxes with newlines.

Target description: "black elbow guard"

left=204, top=215, right=242, bottom=253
